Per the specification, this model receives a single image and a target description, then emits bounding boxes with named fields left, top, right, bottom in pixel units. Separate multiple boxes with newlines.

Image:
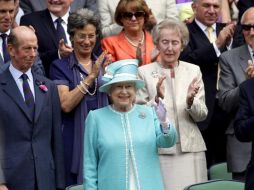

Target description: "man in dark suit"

left=217, top=7, right=254, bottom=181
left=180, top=0, right=236, bottom=167
left=20, top=0, right=74, bottom=76
left=0, top=0, right=15, bottom=65
left=20, top=0, right=97, bottom=14
left=236, top=0, right=254, bottom=22
left=235, top=77, right=254, bottom=190
left=0, top=26, right=65, bottom=190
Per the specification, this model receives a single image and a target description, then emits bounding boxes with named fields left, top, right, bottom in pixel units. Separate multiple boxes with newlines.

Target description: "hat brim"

left=99, top=77, right=145, bottom=93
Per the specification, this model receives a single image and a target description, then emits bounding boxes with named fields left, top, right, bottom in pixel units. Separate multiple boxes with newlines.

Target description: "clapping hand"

left=246, top=60, right=254, bottom=79
left=186, top=77, right=200, bottom=109
left=58, top=39, right=73, bottom=58
left=155, top=76, right=166, bottom=103
left=216, top=22, right=236, bottom=48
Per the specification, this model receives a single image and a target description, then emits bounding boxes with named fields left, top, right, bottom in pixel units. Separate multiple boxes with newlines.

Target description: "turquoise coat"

left=84, top=104, right=177, bottom=190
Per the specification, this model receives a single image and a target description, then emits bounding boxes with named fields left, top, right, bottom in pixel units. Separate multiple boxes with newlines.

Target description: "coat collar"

left=239, top=45, right=252, bottom=72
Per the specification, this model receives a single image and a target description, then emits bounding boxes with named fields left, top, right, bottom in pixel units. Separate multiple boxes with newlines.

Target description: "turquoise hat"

left=99, top=59, right=145, bottom=93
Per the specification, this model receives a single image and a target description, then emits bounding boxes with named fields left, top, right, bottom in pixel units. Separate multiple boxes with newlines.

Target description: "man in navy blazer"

left=0, top=26, right=65, bottom=190
left=235, top=77, right=254, bottom=190
left=0, top=0, right=15, bottom=65
left=20, top=0, right=74, bottom=76
left=20, top=0, right=97, bottom=14
left=179, top=0, right=236, bottom=167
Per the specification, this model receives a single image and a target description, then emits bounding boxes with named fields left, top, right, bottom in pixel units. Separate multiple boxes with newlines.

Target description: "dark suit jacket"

left=20, top=0, right=97, bottom=14
left=235, top=78, right=254, bottom=190
left=180, top=21, right=227, bottom=129
left=237, top=0, right=254, bottom=21
left=20, top=9, right=60, bottom=76
left=0, top=68, right=65, bottom=190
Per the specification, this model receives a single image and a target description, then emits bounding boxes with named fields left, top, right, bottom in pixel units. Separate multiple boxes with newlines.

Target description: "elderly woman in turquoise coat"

left=84, top=59, right=177, bottom=190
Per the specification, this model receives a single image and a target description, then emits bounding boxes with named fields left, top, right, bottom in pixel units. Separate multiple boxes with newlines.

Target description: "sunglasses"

left=122, top=11, right=145, bottom=20
left=241, top=24, right=254, bottom=31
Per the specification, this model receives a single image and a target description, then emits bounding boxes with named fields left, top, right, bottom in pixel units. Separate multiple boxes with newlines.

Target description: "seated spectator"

left=136, top=18, right=208, bottom=190
left=49, top=8, right=109, bottom=186
left=98, top=0, right=178, bottom=37
left=101, top=0, right=156, bottom=66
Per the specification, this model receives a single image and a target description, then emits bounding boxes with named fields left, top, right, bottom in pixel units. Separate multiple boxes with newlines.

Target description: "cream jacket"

left=136, top=61, right=207, bottom=153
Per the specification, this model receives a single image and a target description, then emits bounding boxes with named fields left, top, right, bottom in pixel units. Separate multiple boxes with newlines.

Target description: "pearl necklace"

left=124, top=31, right=145, bottom=47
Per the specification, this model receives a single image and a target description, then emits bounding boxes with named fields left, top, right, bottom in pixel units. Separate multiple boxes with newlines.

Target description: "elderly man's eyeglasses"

left=241, top=24, right=254, bottom=31
left=122, top=11, right=145, bottom=20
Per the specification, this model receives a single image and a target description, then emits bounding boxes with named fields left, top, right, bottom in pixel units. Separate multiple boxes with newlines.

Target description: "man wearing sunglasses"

left=218, top=7, right=254, bottom=182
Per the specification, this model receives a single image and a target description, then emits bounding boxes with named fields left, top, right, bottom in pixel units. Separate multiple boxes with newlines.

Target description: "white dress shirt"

left=9, top=64, right=35, bottom=101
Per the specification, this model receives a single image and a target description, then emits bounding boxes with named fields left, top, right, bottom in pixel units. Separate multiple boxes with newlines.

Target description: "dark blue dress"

left=49, top=53, right=108, bottom=186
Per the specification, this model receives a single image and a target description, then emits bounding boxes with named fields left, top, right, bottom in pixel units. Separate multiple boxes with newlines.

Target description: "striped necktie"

left=55, top=17, right=67, bottom=43
left=21, top=74, right=35, bottom=118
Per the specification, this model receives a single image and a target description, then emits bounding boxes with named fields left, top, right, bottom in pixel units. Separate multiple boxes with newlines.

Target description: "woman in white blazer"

left=136, top=18, right=208, bottom=190
left=98, top=0, right=178, bottom=37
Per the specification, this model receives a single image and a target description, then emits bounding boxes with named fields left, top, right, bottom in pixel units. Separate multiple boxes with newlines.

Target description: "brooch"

left=138, top=112, right=146, bottom=119
left=151, top=71, right=159, bottom=78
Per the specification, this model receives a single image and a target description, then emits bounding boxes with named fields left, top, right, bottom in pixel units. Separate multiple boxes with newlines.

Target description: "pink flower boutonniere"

left=39, top=84, right=48, bottom=92
left=36, top=79, right=48, bottom=93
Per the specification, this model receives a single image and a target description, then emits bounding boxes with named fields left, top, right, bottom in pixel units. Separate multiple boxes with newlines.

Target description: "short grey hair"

left=152, top=18, right=189, bottom=49
left=67, top=8, right=101, bottom=38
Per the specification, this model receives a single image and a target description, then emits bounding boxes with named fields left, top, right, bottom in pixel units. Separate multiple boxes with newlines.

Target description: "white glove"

left=154, top=98, right=167, bottom=123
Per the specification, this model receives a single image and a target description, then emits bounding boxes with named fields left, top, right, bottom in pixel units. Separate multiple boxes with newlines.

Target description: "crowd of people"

left=0, top=0, right=254, bottom=190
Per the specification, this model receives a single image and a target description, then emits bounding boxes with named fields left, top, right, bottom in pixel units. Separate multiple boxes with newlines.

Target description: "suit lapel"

left=41, top=10, right=58, bottom=47
left=190, top=21, right=211, bottom=45
left=0, top=69, right=33, bottom=122
left=239, top=45, right=251, bottom=72
left=33, top=74, right=46, bottom=123
left=0, top=55, right=4, bottom=65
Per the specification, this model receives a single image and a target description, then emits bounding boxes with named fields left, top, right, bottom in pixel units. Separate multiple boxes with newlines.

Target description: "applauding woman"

left=49, top=9, right=109, bottom=186
left=136, top=18, right=208, bottom=190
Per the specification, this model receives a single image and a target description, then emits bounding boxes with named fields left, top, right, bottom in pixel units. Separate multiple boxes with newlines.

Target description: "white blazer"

left=136, top=61, right=208, bottom=153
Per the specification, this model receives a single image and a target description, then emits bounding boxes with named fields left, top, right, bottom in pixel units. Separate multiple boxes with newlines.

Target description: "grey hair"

left=67, top=8, right=101, bottom=37
left=152, top=18, right=189, bottom=49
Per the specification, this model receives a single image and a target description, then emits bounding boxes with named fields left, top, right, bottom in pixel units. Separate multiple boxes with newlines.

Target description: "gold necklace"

left=124, top=31, right=145, bottom=47
left=80, top=59, right=92, bottom=66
